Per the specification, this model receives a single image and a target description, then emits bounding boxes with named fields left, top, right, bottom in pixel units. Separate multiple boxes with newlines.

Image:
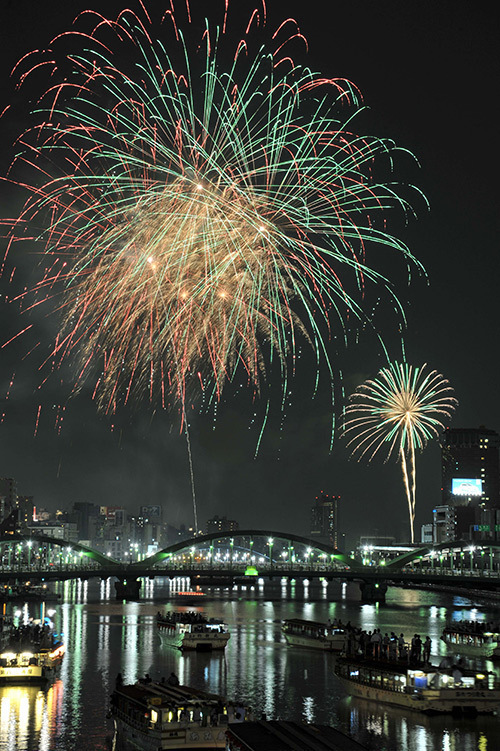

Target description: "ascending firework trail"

left=4, top=1, right=426, bottom=526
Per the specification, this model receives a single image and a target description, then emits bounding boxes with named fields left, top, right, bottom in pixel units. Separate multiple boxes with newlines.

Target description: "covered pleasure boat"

left=0, top=621, right=65, bottom=684
left=110, top=679, right=251, bottom=750
left=157, top=612, right=230, bottom=651
left=334, top=655, right=500, bottom=714
left=282, top=619, right=346, bottom=652
left=441, top=621, right=499, bottom=656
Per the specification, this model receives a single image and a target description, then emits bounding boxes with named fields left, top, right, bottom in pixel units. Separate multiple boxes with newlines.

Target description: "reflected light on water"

left=1, top=582, right=499, bottom=750
left=122, top=602, right=140, bottom=684
left=0, top=683, right=63, bottom=750
left=303, top=696, right=314, bottom=722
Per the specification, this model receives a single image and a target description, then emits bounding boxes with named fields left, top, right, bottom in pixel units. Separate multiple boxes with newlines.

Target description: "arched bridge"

left=133, top=529, right=362, bottom=571
left=2, top=531, right=500, bottom=601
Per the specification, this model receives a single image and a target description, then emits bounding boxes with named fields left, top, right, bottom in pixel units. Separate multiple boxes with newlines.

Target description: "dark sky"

left=0, top=1, right=497, bottom=547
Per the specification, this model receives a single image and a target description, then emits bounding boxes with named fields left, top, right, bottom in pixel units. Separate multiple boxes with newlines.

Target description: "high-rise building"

left=432, top=504, right=475, bottom=543
left=310, top=492, right=339, bottom=548
left=0, top=477, right=17, bottom=522
left=72, top=502, right=101, bottom=541
left=16, top=495, right=35, bottom=527
left=441, top=427, right=500, bottom=507
left=205, top=515, right=239, bottom=535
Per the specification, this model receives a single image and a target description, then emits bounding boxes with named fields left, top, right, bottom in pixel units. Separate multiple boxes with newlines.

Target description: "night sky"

left=0, top=1, right=497, bottom=547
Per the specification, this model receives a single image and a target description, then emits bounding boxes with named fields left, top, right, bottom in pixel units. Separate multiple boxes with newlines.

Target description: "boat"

left=225, top=720, right=368, bottom=750
left=174, top=591, right=207, bottom=602
left=0, top=621, right=65, bottom=684
left=441, top=622, right=499, bottom=656
left=282, top=618, right=346, bottom=652
left=157, top=612, right=230, bottom=651
left=110, top=678, right=251, bottom=750
left=0, top=583, right=61, bottom=602
left=334, top=654, right=500, bottom=714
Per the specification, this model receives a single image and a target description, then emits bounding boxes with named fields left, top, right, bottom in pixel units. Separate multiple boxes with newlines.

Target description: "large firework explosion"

left=3, top=1, right=425, bottom=438
left=342, top=362, right=456, bottom=543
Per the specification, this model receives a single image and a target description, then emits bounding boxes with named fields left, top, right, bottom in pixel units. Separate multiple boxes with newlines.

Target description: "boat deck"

left=225, top=720, right=368, bottom=751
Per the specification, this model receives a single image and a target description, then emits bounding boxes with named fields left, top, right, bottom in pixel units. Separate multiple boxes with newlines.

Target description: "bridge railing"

left=2, top=560, right=500, bottom=580
left=147, top=560, right=352, bottom=573
left=400, top=566, right=500, bottom=578
left=0, top=561, right=109, bottom=574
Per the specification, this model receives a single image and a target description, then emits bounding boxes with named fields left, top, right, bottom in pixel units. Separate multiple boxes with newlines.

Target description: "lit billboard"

left=140, top=505, right=161, bottom=519
left=451, top=478, right=482, bottom=496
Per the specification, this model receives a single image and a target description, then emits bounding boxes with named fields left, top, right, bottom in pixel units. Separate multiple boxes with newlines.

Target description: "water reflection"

left=0, top=682, right=63, bottom=751
left=0, top=584, right=498, bottom=750
left=341, top=697, right=497, bottom=751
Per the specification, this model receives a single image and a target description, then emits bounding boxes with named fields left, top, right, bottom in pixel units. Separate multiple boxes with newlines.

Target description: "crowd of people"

left=157, top=610, right=207, bottom=624
left=340, top=624, right=433, bottom=664
left=6, top=620, right=55, bottom=649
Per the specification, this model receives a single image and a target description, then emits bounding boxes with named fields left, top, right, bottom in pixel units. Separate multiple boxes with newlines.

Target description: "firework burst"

left=342, top=362, right=456, bottom=542
left=4, top=1, right=425, bottom=436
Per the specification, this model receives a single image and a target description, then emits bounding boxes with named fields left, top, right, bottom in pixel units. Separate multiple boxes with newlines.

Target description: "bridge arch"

left=0, top=533, right=121, bottom=567
left=133, top=529, right=363, bottom=571
left=385, top=540, right=500, bottom=570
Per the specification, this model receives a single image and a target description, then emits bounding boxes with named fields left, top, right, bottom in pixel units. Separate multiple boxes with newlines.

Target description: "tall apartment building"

left=441, top=427, right=500, bottom=507
left=16, top=495, right=35, bottom=527
left=0, top=477, right=17, bottom=522
left=72, top=502, right=102, bottom=541
left=205, top=515, right=239, bottom=535
left=432, top=504, right=474, bottom=543
left=310, top=492, right=340, bottom=548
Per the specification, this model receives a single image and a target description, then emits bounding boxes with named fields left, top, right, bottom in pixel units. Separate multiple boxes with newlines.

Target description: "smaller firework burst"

left=342, top=362, right=457, bottom=542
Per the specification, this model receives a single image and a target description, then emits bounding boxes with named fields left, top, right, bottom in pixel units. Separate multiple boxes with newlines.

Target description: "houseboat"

left=334, top=655, right=500, bottom=714
left=441, top=623, right=499, bottom=656
left=225, top=720, right=368, bottom=750
left=110, top=678, right=251, bottom=750
left=0, top=622, right=65, bottom=684
left=1, top=583, right=61, bottom=602
left=282, top=619, right=346, bottom=652
left=157, top=612, right=230, bottom=651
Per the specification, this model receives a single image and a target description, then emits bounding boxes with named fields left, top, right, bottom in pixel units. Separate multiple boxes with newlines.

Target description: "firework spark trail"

left=34, top=404, right=42, bottom=437
left=4, top=1, right=427, bottom=523
left=342, top=362, right=457, bottom=543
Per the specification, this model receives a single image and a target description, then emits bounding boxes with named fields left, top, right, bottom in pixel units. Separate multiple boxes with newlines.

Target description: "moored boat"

left=157, top=612, right=230, bottom=651
left=282, top=619, right=346, bottom=652
left=110, top=678, right=251, bottom=750
left=334, top=655, right=500, bottom=714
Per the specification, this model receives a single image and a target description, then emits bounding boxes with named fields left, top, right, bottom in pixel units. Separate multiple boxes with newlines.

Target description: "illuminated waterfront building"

left=310, top=493, right=340, bottom=548
left=441, top=426, right=500, bottom=506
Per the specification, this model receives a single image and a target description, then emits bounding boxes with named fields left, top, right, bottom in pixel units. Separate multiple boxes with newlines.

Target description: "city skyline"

left=0, top=1, right=497, bottom=542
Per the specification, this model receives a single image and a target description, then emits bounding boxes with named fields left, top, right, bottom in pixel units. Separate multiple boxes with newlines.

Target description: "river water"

left=1, top=578, right=499, bottom=750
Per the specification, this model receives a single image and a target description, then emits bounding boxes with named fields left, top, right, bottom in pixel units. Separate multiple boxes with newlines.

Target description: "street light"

left=268, top=538, right=274, bottom=568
